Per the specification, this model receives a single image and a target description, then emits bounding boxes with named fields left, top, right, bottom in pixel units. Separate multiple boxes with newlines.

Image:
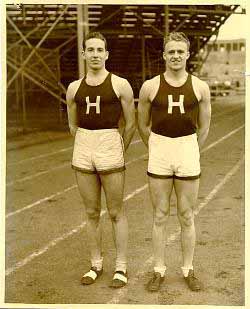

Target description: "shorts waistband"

left=77, top=127, right=119, bottom=134
left=150, top=131, right=197, bottom=141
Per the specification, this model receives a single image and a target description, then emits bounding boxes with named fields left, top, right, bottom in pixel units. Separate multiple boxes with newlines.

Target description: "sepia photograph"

left=1, top=0, right=248, bottom=307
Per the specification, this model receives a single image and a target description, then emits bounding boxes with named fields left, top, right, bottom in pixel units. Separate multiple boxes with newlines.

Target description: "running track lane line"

left=212, top=105, right=244, bottom=119
left=7, top=146, right=72, bottom=167
left=107, top=155, right=245, bottom=304
left=6, top=124, right=244, bottom=219
left=5, top=154, right=244, bottom=279
left=6, top=139, right=143, bottom=186
left=5, top=154, right=148, bottom=219
left=5, top=127, right=244, bottom=276
left=6, top=123, right=244, bottom=187
left=6, top=162, right=69, bottom=186
left=7, top=105, right=244, bottom=167
left=201, top=125, right=244, bottom=154
left=5, top=184, right=148, bottom=277
left=6, top=138, right=142, bottom=167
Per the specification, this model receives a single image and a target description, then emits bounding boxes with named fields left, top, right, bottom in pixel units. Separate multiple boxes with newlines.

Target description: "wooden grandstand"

left=6, top=4, right=244, bottom=129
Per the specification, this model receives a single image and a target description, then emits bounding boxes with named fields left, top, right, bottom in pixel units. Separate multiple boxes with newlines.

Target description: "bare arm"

left=66, top=82, right=78, bottom=137
left=197, top=81, right=211, bottom=148
left=118, top=79, right=136, bottom=151
left=137, top=81, right=152, bottom=147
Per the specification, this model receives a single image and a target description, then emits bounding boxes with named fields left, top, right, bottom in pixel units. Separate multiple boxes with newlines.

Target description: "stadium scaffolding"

left=6, top=4, right=244, bottom=129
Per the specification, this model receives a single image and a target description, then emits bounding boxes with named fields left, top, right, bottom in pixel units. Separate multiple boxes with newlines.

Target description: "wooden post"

left=147, top=49, right=151, bottom=77
left=141, top=35, right=146, bottom=82
left=7, top=59, right=66, bottom=104
left=15, top=51, right=20, bottom=112
left=197, top=36, right=201, bottom=76
left=57, top=50, right=63, bottom=124
left=77, top=5, right=89, bottom=78
left=164, top=6, right=169, bottom=73
left=164, top=6, right=169, bottom=35
left=21, top=46, right=26, bottom=132
left=7, top=5, right=69, bottom=88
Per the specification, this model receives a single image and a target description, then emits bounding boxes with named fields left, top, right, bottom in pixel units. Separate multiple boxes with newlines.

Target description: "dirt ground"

left=4, top=95, right=245, bottom=306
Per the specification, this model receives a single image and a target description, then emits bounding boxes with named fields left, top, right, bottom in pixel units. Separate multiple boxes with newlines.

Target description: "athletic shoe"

left=146, top=272, right=164, bottom=292
left=110, top=270, right=128, bottom=288
left=184, top=269, right=201, bottom=291
left=81, top=266, right=103, bottom=285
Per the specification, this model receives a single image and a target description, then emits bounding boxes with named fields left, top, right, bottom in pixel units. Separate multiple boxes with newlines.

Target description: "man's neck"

left=86, top=68, right=109, bottom=85
left=163, top=68, right=188, bottom=87
left=164, top=68, right=188, bottom=80
left=87, top=68, right=108, bottom=78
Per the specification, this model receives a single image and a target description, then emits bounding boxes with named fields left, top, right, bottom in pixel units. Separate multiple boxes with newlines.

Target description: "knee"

left=154, top=208, right=169, bottom=226
left=178, top=209, right=194, bottom=227
left=107, top=196, right=125, bottom=222
left=109, top=207, right=124, bottom=222
left=86, top=208, right=101, bottom=221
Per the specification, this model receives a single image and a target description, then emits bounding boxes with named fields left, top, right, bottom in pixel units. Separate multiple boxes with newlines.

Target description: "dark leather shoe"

left=184, top=269, right=201, bottom=291
left=146, top=272, right=164, bottom=292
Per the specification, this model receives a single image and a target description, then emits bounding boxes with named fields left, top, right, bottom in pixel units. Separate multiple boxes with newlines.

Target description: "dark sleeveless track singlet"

left=74, top=73, right=122, bottom=130
left=151, top=74, right=199, bottom=138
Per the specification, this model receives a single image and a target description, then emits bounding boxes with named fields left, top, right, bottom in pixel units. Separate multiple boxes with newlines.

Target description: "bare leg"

left=75, top=171, right=102, bottom=265
left=174, top=178, right=200, bottom=269
left=100, top=171, right=127, bottom=271
left=148, top=177, right=174, bottom=271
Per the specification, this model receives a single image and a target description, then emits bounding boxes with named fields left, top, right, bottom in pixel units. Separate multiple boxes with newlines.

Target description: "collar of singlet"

left=83, top=72, right=111, bottom=87
left=161, top=73, right=190, bottom=88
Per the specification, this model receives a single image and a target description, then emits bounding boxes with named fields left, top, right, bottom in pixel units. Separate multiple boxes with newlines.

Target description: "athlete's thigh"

left=174, top=178, right=200, bottom=212
left=72, top=128, right=95, bottom=173
left=148, top=176, right=174, bottom=211
left=95, top=131, right=125, bottom=173
left=176, top=134, right=200, bottom=178
left=75, top=171, right=102, bottom=209
left=100, top=171, right=125, bottom=209
left=148, top=132, right=175, bottom=177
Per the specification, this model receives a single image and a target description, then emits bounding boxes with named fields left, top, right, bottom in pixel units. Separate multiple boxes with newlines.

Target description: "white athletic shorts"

left=72, top=127, right=125, bottom=174
left=147, top=131, right=201, bottom=180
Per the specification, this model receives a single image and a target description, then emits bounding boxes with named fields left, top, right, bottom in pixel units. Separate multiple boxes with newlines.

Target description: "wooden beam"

left=164, top=5, right=169, bottom=34
left=7, top=15, right=66, bottom=93
left=7, top=59, right=67, bottom=104
left=8, top=55, right=62, bottom=93
left=7, top=17, right=50, bottom=52
left=21, top=47, right=26, bottom=130
left=7, top=5, right=69, bottom=89
left=141, top=35, right=145, bottom=82
left=77, top=5, right=88, bottom=78
left=168, top=6, right=240, bottom=15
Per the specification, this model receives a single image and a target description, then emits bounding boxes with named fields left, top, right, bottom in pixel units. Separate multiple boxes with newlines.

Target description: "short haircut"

left=82, top=32, right=107, bottom=50
left=163, top=32, right=190, bottom=50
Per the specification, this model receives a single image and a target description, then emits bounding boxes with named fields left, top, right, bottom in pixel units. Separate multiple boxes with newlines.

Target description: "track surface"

left=5, top=95, right=245, bottom=305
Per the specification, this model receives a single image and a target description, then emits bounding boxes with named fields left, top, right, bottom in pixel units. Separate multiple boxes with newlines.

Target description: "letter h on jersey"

left=168, top=94, right=185, bottom=114
left=86, top=96, right=101, bottom=114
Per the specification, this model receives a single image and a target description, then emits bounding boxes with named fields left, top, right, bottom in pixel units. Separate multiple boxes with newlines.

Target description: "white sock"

left=91, top=257, right=103, bottom=271
left=154, top=266, right=166, bottom=277
left=115, top=260, right=127, bottom=273
left=181, top=265, right=193, bottom=277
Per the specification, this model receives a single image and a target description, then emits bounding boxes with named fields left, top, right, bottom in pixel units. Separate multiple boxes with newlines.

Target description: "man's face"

left=83, top=38, right=109, bottom=70
left=163, top=40, right=190, bottom=71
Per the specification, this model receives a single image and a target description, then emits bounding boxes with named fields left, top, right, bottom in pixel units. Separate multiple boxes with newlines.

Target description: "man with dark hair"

left=82, top=31, right=108, bottom=50
left=138, top=31, right=211, bottom=292
left=66, top=31, right=135, bottom=288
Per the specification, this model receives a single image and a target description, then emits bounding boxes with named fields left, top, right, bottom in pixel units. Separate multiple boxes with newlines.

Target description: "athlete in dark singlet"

left=74, top=72, right=122, bottom=130
left=151, top=73, right=199, bottom=138
left=66, top=32, right=135, bottom=288
left=138, top=32, right=211, bottom=292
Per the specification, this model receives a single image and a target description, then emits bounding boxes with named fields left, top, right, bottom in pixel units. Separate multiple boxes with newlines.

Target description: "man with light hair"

left=138, top=32, right=211, bottom=292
